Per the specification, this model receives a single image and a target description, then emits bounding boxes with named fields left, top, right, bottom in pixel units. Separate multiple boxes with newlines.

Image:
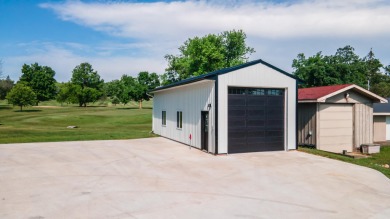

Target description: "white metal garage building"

left=150, top=59, right=301, bottom=154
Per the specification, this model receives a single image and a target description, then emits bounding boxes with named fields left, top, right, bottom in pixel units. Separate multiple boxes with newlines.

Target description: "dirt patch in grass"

left=33, top=106, right=61, bottom=108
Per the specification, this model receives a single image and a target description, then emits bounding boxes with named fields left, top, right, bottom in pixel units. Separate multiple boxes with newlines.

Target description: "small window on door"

left=177, top=111, right=182, bottom=129
left=162, top=111, right=166, bottom=126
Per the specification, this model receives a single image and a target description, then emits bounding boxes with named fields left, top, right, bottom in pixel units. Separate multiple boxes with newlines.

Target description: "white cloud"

left=5, top=0, right=390, bottom=83
left=40, top=0, right=390, bottom=40
left=3, top=42, right=165, bottom=82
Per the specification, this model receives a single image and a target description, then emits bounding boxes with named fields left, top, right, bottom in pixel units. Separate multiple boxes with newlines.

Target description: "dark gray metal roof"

left=373, top=98, right=390, bottom=113
left=149, top=59, right=303, bottom=93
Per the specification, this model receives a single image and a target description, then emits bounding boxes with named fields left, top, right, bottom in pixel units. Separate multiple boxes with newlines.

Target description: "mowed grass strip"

left=299, top=146, right=390, bottom=179
left=0, top=101, right=155, bottom=143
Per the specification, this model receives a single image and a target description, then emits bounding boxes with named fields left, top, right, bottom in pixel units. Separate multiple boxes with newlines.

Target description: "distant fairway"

left=0, top=100, right=155, bottom=144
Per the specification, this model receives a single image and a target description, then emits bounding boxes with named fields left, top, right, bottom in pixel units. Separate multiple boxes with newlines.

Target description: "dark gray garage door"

left=228, top=87, right=285, bottom=153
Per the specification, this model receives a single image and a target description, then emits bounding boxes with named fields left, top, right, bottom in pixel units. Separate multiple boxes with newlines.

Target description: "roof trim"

left=374, top=113, right=390, bottom=116
left=151, top=79, right=214, bottom=93
left=149, top=59, right=303, bottom=93
left=298, top=100, right=318, bottom=103
left=318, top=84, right=387, bottom=103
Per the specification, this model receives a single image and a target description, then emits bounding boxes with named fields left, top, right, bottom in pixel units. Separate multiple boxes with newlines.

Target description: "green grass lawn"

left=0, top=100, right=155, bottom=143
left=299, top=146, right=390, bottom=179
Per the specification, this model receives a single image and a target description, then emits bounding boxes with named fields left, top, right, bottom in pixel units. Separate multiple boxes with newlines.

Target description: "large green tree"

left=385, top=65, right=390, bottom=76
left=6, top=83, right=37, bottom=111
left=103, top=79, right=125, bottom=105
left=20, top=63, right=57, bottom=104
left=132, top=71, right=160, bottom=109
left=161, top=29, right=255, bottom=85
left=119, top=75, right=136, bottom=105
left=292, top=46, right=384, bottom=89
left=115, top=73, right=159, bottom=108
left=371, top=82, right=390, bottom=98
left=370, top=63, right=390, bottom=97
left=119, top=72, right=160, bottom=109
left=0, top=76, right=14, bottom=100
left=104, top=80, right=122, bottom=98
left=56, top=82, right=77, bottom=106
left=364, top=48, right=384, bottom=89
left=70, top=62, right=104, bottom=107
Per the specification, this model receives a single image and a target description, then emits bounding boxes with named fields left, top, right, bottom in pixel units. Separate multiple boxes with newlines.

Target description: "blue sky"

left=1, top=0, right=390, bottom=82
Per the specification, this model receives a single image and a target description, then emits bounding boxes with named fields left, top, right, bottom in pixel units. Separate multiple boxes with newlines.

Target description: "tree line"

left=292, top=45, right=390, bottom=96
left=161, top=30, right=390, bottom=96
left=1, top=62, right=160, bottom=111
left=2, top=29, right=390, bottom=111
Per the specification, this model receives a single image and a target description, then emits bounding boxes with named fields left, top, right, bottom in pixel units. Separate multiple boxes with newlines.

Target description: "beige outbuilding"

left=298, top=84, right=387, bottom=153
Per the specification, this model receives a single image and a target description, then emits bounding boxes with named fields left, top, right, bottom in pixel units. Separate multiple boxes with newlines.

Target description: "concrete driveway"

left=0, top=137, right=389, bottom=219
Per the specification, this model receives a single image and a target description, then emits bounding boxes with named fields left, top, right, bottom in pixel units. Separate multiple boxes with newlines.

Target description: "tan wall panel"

left=320, top=127, right=353, bottom=136
left=320, top=136, right=354, bottom=145
left=320, top=112, right=355, bottom=120
left=373, top=116, right=386, bottom=142
left=318, top=104, right=353, bottom=153
left=319, top=104, right=353, bottom=111
left=320, top=121, right=353, bottom=129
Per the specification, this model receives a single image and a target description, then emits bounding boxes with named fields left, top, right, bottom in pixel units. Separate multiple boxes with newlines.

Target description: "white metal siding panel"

left=218, top=63, right=297, bottom=153
left=152, top=80, right=215, bottom=152
left=318, top=104, right=353, bottom=153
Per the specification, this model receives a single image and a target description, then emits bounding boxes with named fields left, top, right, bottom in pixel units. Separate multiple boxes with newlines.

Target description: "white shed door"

left=319, top=104, right=353, bottom=153
left=386, top=116, right=390, bottom=140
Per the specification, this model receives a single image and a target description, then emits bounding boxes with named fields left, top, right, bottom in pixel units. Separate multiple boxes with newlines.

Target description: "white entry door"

left=386, top=116, right=390, bottom=140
